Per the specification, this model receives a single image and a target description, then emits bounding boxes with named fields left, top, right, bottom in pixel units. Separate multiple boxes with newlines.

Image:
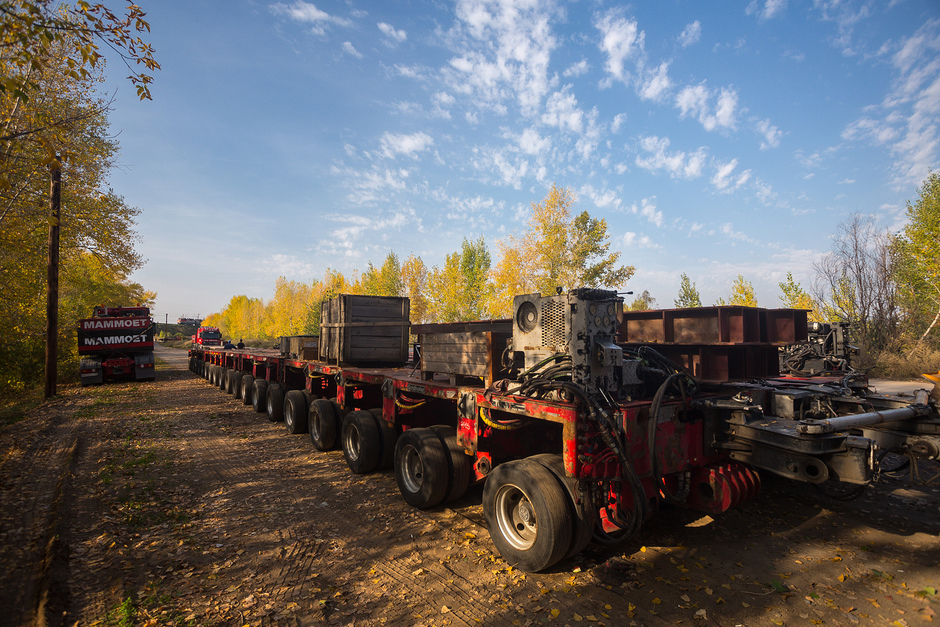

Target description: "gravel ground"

left=0, top=345, right=937, bottom=626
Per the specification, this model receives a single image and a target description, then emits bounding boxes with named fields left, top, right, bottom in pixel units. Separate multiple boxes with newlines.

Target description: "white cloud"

left=518, top=127, right=551, bottom=156
left=581, top=184, right=622, bottom=211
left=638, top=61, right=672, bottom=102
left=712, top=159, right=752, bottom=192
left=379, top=132, right=434, bottom=159
left=563, top=59, right=590, bottom=78
left=270, top=1, right=352, bottom=34
left=628, top=196, right=664, bottom=227
left=611, top=113, right=627, bottom=133
left=746, top=0, right=787, bottom=21
left=678, top=21, right=701, bottom=48
left=622, top=232, right=657, bottom=248
left=676, top=83, right=739, bottom=131
left=595, top=9, right=643, bottom=84
left=262, top=253, right=314, bottom=278
left=378, top=22, right=407, bottom=44
left=342, top=41, right=363, bottom=58
left=542, top=87, right=584, bottom=134
left=446, top=0, right=559, bottom=117
left=754, top=118, right=783, bottom=149
left=841, top=19, right=940, bottom=187
left=635, top=135, right=707, bottom=179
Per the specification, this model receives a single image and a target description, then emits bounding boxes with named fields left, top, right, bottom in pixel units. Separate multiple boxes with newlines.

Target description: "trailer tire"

left=226, top=370, right=239, bottom=395
left=252, top=380, right=268, bottom=413
left=394, top=428, right=449, bottom=509
left=528, top=453, right=593, bottom=560
left=284, top=390, right=309, bottom=434
left=309, top=399, right=337, bottom=451
left=217, top=367, right=228, bottom=390
left=483, top=458, right=573, bottom=572
left=240, top=375, right=254, bottom=405
left=232, top=372, right=245, bottom=398
left=266, top=383, right=285, bottom=422
left=342, top=410, right=381, bottom=474
left=430, top=425, right=472, bottom=503
left=207, top=365, right=215, bottom=384
left=368, top=408, right=399, bottom=470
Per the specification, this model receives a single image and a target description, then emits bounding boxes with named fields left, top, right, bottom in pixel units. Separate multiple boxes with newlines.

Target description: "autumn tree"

left=0, top=26, right=151, bottom=392
left=778, top=272, right=818, bottom=319
left=891, top=172, right=940, bottom=353
left=813, top=213, right=898, bottom=354
left=674, top=273, right=702, bottom=308
left=492, top=184, right=634, bottom=316
left=361, top=252, right=403, bottom=297
left=628, top=290, right=657, bottom=311
left=716, top=275, right=758, bottom=307
left=428, top=237, right=493, bottom=323
left=401, top=254, right=429, bottom=324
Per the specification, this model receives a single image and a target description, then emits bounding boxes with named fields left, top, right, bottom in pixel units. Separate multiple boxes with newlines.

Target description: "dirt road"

left=0, top=347, right=937, bottom=626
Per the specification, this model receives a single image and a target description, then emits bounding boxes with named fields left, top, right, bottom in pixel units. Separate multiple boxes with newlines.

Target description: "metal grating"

left=541, top=300, right=565, bottom=347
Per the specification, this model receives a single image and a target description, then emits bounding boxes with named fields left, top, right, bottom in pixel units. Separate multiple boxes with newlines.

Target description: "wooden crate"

left=279, top=335, right=318, bottom=359
left=319, top=295, right=410, bottom=366
left=420, top=330, right=511, bottom=386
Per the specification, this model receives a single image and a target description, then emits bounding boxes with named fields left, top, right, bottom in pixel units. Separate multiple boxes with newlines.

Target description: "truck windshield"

left=203, top=331, right=222, bottom=340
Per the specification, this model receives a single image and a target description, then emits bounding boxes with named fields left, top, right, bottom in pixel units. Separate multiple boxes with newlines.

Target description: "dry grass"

left=872, top=345, right=940, bottom=379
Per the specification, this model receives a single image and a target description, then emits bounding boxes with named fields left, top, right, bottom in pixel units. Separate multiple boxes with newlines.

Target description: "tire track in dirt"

left=0, top=400, right=83, bottom=627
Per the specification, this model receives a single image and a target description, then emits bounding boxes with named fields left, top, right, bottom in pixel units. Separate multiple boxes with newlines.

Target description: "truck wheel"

left=226, top=371, right=239, bottom=395
left=528, top=453, right=593, bottom=560
left=217, top=367, right=228, bottom=390
left=232, top=372, right=244, bottom=398
left=368, top=408, right=399, bottom=470
left=309, top=399, right=337, bottom=451
left=394, top=428, right=449, bottom=509
left=252, top=380, right=268, bottom=413
left=342, top=410, right=381, bottom=474
left=240, top=375, right=255, bottom=406
left=483, top=458, right=573, bottom=572
left=284, top=390, right=309, bottom=434
left=430, top=425, right=472, bottom=503
left=208, top=365, right=216, bottom=384
left=266, top=383, right=285, bottom=422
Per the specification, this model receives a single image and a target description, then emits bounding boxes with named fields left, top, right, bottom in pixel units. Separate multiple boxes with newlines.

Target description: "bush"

left=871, top=346, right=940, bottom=379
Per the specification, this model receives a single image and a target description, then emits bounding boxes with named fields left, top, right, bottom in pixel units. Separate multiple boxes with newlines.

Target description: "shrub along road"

left=0, top=345, right=937, bottom=626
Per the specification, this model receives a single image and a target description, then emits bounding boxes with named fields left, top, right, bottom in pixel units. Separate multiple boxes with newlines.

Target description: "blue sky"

left=103, top=0, right=940, bottom=322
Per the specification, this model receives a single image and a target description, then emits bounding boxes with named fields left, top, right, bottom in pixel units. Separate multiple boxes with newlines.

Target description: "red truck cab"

left=194, top=326, right=223, bottom=347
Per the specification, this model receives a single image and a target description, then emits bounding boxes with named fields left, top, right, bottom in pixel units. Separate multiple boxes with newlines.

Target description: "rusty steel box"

left=319, top=295, right=410, bottom=366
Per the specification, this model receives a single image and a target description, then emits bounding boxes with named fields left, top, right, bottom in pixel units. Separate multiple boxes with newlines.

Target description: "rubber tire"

left=309, top=399, right=337, bottom=451
left=240, top=374, right=254, bottom=406
left=209, top=365, right=217, bottom=385
left=217, top=367, right=228, bottom=390
left=266, top=383, right=285, bottom=422
left=483, top=458, right=573, bottom=572
left=528, top=453, right=593, bottom=560
left=394, top=428, right=450, bottom=509
left=252, top=379, right=268, bottom=414
left=430, top=425, right=472, bottom=503
left=284, top=390, right=309, bottom=434
left=232, top=372, right=244, bottom=399
left=342, top=410, right=381, bottom=474
left=226, top=370, right=239, bottom=395
left=368, top=408, right=399, bottom=470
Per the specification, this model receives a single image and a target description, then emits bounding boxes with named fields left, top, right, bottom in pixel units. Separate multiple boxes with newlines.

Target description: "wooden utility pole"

left=44, top=158, right=61, bottom=399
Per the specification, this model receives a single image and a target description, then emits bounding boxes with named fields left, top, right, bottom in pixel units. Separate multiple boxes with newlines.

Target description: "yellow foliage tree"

left=492, top=184, right=634, bottom=316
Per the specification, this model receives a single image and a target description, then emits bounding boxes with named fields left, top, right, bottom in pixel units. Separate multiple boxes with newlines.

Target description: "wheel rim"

left=311, top=411, right=321, bottom=441
left=267, top=396, right=274, bottom=414
left=399, top=444, right=424, bottom=494
left=494, top=483, right=537, bottom=551
left=345, top=423, right=361, bottom=461
left=285, top=404, right=294, bottom=428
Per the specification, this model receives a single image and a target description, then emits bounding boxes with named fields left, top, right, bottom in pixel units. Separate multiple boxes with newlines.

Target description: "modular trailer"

left=188, top=290, right=939, bottom=572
